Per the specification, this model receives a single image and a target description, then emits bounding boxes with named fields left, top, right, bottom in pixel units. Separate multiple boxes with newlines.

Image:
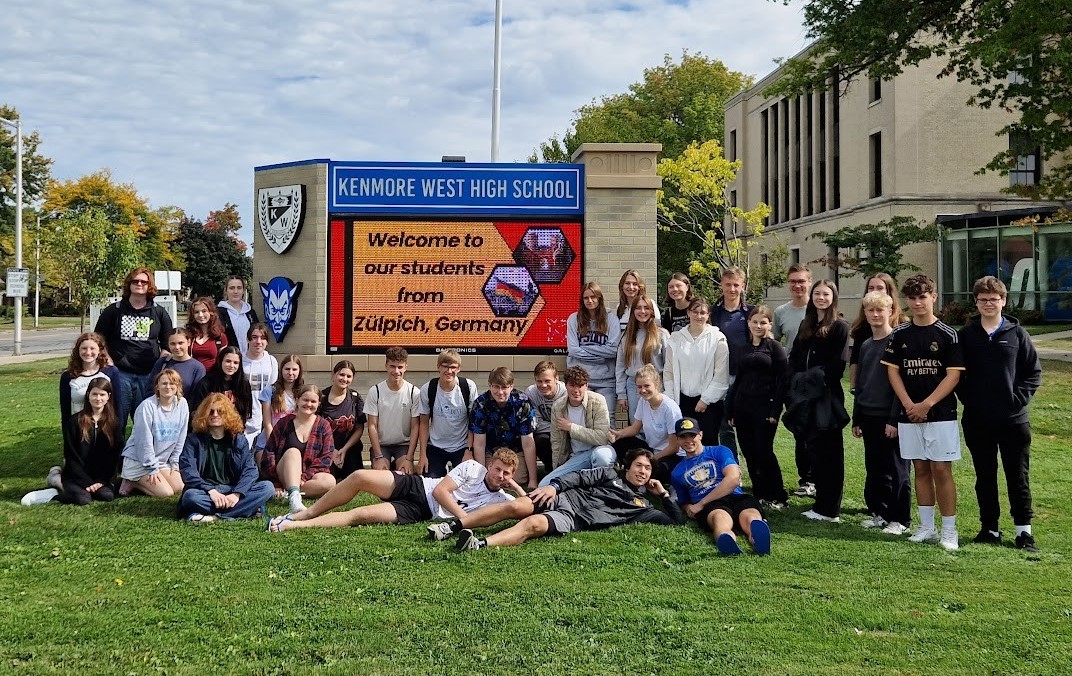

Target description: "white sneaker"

left=21, top=488, right=59, bottom=506
left=908, top=526, right=939, bottom=543
left=861, top=515, right=889, bottom=529
left=940, top=527, right=959, bottom=551
left=802, top=509, right=840, bottom=523
left=882, top=522, right=909, bottom=535
left=793, top=483, right=816, bottom=497
left=288, top=491, right=305, bottom=513
left=427, top=521, right=456, bottom=541
left=46, top=466, right=63, bottom=490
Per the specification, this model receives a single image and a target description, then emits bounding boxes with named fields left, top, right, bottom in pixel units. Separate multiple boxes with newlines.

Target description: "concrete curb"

left=0, top=352, right=67, bottom=367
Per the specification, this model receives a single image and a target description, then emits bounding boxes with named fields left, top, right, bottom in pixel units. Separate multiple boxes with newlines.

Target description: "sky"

left=3, top=0, right=808, bottom=248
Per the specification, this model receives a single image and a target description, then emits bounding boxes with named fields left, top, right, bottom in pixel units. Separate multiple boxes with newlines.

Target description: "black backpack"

left=426, top=377, right=472, bottom=422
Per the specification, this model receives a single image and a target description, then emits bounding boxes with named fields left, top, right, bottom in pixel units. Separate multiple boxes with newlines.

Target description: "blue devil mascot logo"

left=260, top=277, right=303, bottom=342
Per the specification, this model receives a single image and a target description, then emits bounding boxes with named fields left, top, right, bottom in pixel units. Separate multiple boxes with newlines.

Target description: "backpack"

left=426, top=377, right=472, bottom=422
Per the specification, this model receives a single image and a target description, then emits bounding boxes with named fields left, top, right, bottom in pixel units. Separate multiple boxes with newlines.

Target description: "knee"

left=591, top=446, right=616, bottom=467
left=510, top=498, right=535, bottom=518
left=71, top=490, right=92, bottom=506
left=521, top=515, right=547, bottom=537
left=94, top=487, right=115, bottom=502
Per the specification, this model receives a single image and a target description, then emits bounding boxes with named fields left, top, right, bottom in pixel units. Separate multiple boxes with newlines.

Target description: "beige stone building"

left=725, top=46, right=1064, bottom=316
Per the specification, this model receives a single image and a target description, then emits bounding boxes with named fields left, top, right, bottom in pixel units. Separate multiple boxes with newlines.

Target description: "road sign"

left=5, top=268, right=29, bottom=297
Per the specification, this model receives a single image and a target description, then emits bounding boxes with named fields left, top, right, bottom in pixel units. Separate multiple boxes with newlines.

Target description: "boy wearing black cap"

left=670, top=417, right=771, bottom=555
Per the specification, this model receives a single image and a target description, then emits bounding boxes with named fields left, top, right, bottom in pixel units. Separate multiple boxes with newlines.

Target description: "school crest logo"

left=259, top=276, right=304, bottom=342
left=257, top=184, right=306, bottom=254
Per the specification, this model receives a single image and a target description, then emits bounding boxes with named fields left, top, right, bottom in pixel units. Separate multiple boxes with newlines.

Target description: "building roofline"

left=726, top=41, right=819, bottom=108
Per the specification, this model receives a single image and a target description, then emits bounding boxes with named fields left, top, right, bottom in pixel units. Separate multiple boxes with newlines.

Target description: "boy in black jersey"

left=882, top=275, right=964, bottom=551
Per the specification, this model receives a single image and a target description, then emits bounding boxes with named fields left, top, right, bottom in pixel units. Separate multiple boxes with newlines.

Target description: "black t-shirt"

left=319, top=389, right=367, bottom=450
left=882, top=320, right=964, bottom=422
left=662, top=305, right=689, bottom=334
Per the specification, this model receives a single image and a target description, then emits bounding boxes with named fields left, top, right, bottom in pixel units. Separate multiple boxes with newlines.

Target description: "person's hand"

left=86, top=483, right=103, bottom=493
left=766, top=417, right=777, bottom=425
left=728, top=418, right=735, bottom=428
left=223, top=493, right=239, bottom=509
left=208, top=489, right=228, bottom=509
left=852, top=426, right=862, bottom=438
left=616, top=398, right=628, bottom=412
left=694, top=400, right=708, bottom=414
left=607, top=429, right=619, bottom=443
left=528, top=485, right=558, bottom=508
left=372, top=456, right=390, bottom=471
left=331, top=449, right=345, bottom=468
left=684, top=503, right=702, bottom=518
left=647, top=479, right=667, bottom=496
left=395, top=457, right=414, bottom=475
left=555, top=416, right=573, bottom=432
left=905, top=401, right=930, bottom=423
left=884, top=424, right=898, bottom=439
left=274, top=487, right=286, bottom=499
left=147, top=471, right=163, bottom=485
left=416, top=457, right=428, bottom=477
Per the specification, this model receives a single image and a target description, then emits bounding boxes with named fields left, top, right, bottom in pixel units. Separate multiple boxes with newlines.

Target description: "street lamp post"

left=34, top=214, right=41, bottom=328
left=1, top=116, right=24, bottom=356
left=490, top=0, right=503, bottom=162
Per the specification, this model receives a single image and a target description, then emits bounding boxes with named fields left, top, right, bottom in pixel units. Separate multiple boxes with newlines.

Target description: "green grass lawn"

left=0, top=315, right=83, bottom=331
left=1025, top=322, right=1072, bottom=336
left=1, top=359, right=1070, bottom=674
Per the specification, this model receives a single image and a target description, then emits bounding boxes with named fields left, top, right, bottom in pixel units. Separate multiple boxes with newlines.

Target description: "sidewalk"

left=0, top=352, right=67, bottom=367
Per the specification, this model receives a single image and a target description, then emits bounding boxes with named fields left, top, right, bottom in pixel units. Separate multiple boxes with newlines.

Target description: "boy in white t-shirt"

left=418, top=349, right=478, bottom=478
left=242, top=323, right=277, bottom=452
left=524, top=360, right=567, bottom=473
left=268, top=449, right=520, bottom=531
left=366, top=347, right=421, bottom=473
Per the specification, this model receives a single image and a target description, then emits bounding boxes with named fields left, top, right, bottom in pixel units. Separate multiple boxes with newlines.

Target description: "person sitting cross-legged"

left=538, top=366, right=616, bottom=488
left=178, top=394, right=275, bottom=522
left=429, top=448, right=684, bottom=550
left=268, top=448, right=522, bottom=532
left=671, top=417, right=771, bottom=556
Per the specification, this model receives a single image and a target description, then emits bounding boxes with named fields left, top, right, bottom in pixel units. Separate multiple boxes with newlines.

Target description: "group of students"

left=24, top=263, right=1043, bottom=556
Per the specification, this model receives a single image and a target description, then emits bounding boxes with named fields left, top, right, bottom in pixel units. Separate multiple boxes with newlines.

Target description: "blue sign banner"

left=328, top=161, right=584, bottom=216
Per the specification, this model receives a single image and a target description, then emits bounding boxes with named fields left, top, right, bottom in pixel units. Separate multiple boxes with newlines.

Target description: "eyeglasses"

left=131, top=279, right=150, bottom=286
left=976, top=297, right=1003, bottom=305
left=788, top=280, right=810, bottom=286
left=208, top=408, right=221, bottom=415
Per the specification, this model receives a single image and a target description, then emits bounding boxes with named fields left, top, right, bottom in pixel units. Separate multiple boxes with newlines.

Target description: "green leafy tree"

left=1, top=104, right=54, bottom=255
left=766, top=0, right=1072, bottom=199
left=47, top=207, right=140, bottom=330
left=809, top=216, right=939, bottom=279
left=657, top=140, right=776, bottom=303
left=175, top=204, right=252, bottom=299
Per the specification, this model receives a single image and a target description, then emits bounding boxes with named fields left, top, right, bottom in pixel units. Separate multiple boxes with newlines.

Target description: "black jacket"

left=94, top=299, right=173, bottom=375
left=217, top=304, right=260, bottom=349
left=957, top=316, right=1041, bottom=426
left=62, top=415, right=122, bottom=489
left=783, top=367, right=850, bottom=440
left=548, top=466, right=686, bottom=530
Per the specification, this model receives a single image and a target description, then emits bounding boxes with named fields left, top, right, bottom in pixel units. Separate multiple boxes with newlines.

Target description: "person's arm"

left=366, top=413, right=387, bottom=469
left=581, top=312, right=621, bottom=360
left=1013, top=329, right=1043, bottom=409
left=430, top=475, right=467, bottom=521
left=636, top=480, right=686, bottom=525
left=179, top=435, right=212, bottom=492
left=472, top=433, right=487, bottom=466
left=566, top=313, right=597, bottom=361
left=885, top=365, right=921, bottom=422
left=549, top=465, right=618, bottom=493
left=615, top=339, right=629, bottom=409
left=231, top=434, right=258, bottom=498
left=403, top=399, right=420, bottom=471
left=167, top=402, right=189, bottom=468
left=769, top=340, right=789, bottom=420
left=701, top=335, right=731, bottom=404
left=131, top=401, right=161, bottom=474
left=609, top=418, right=642, bottom=443
left=417, top=414, right=430, bottom=476
left=156, top=307, right=174, bottom=353
left=918, top=371, right=962, bottom=417
left=520, top=434, right=537, bottom=488
left=567, top=396, right=612, bottom=448
left=684, top=463, right=742, bottom=516
left=662, top=341, right=677, bottom=400
left=652, top=433, right=680, bottom=462
left=310, top=419, right=337, bottom=475
left=59, top=374, right=72, bottom=428
left=62, top=418, right=95, bottom=488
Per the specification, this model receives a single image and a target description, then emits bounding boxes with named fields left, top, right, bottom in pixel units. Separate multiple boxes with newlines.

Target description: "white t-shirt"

left=244, top=352, right=278, bottom=400
left=567, top=403, right=591, bottom=456
left=421, top=459, right=515, bottom=519
left=419, top=378, right=478, bottom=450
left=68, top=371, right=115, bottom=414
left=636, top=396, right=683, bottom=454
left=366, top=379, right=420, bottom=446
left=523, top=381, right=567, bottom=436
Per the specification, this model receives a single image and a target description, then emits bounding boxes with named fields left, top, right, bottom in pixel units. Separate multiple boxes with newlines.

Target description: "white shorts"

left=897, top=421, right=961, bottom=462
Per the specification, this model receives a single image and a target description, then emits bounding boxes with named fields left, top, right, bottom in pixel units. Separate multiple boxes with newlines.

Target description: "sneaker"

left=46, top=466, right=63, bottom=490
left=716, top=532, right=744, bottom=556
left=759, top=499, right=786, bottom=512
left=750, top=519, right=771, bottom=556
left=802, top=509, right=840, bottom=523
left=972, top=529, right=1002, bottom=545
left=186, top=513, right=217, bottom=524
left=456, top=529, right=485, bottom=552
left=288, top=491, right=305, bottom=514
left=427, top=521, right=457, bottom=541
left=793, top=483, right=816, bottom=497
left=907, top=526, right=939, bottom=543
left=940, top=527, right=959, bottom=551
left=861, top=515, right=889, bottom=529
left=881, top=522, right=909, bottom=536
left=21, top=488, right=59, bottom=506
left=1014, top=532, right=1039, bottom=553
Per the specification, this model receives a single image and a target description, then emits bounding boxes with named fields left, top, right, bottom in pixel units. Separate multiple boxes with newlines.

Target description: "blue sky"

left=3, top=0, right=807, bottom=248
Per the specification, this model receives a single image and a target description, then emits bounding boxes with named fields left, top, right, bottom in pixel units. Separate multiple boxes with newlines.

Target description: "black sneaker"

left=1015, top=532, right=1039, bottom=553
left=972, top=529, right=1002, bottom=545
left=456, top=529, right=485, bottom=552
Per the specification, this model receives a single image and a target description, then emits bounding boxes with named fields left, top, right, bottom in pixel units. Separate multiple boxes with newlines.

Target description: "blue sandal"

left=267, top=514, right=293, bottom=533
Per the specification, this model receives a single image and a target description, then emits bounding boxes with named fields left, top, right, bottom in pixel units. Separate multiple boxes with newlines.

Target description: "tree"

left=43, top=169, right=180, bottom=270
left=1, top=104, right=54, bottom=253
left=174, top=205, right=252, bottom=300
left=530, top=52, right=753, bottom=163
left=657, top=140, right=777, bottom=303
left=808, top=216, right=939, bottom=279
left=47, top=208, right=140, bottom=330
left=766, top=0, right=1072, bottom=200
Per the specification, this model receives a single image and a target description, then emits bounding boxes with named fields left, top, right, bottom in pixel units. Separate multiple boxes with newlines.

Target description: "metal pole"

left=490, top=0, right=503, bottom=162
left=34, top=214, right=40, bottom=328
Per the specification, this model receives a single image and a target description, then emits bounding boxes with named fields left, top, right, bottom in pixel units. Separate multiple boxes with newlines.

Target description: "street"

left=0, top=327, right=80, bottom=357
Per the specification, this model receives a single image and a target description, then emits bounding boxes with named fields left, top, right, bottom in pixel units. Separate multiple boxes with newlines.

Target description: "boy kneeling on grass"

left=670, top=417, right=771, bottom=556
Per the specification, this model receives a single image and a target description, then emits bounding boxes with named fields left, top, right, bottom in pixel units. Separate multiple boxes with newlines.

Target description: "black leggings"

left=734, top=409, right=787, bottom=503
left=56, top=482, right=115, bottom=506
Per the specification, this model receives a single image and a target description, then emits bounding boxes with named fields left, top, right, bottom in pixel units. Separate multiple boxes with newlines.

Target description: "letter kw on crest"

left=258, top=184, right=306, bottom=254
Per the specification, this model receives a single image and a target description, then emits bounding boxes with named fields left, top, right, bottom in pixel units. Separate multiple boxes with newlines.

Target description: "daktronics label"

left=328, top=220, right=581, bottom=353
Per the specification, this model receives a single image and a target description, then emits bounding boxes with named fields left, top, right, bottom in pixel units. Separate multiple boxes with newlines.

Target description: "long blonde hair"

left=623, top=294, right=662, bottom=365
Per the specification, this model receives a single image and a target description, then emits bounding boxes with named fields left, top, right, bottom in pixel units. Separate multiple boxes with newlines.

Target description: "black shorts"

left=538, top=493, right=577, bottom=536
left=386, top=473, right=434, bottom=525
left=695, top=493, right=762, bottom=531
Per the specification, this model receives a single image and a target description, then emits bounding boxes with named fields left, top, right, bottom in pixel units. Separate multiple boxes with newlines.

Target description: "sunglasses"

left=208, top=408, right=221, bottom=415
left=130, top=279, right=150, bottom=286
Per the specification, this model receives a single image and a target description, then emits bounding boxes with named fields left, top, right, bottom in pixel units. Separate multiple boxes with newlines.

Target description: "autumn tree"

left=767, top=0, right=1072, bottom=199
left=809, top=216, right=939, bottom=279
left=0, top=104, right=54, bottom=256
left=174, top=204, right=252, bottom=299
left=657, top=140, right=778, bottom=304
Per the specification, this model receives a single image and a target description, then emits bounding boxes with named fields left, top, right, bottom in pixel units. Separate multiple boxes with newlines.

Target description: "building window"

left=1009, top=132, right=1041, bottom=186
left=804, top=89, right=813, bottom=217
left=729, top=189, right=737, bottom=208
left=792, top=96, right=801, bottom=221
left=818, top=91, right=827, bottom=212
left=729, top=129, right=737, bottom=162
left=782, top=98, right=790, bottom=223
left=771, top=105, right=780, bottom=225
left=790, top=246, right=801, bottom=266
left=827, top=244, right=840, bottom=286
left=869, top=131, right=883, bottom=197
left=831, top=76, right=841, bottom=209
left=760, top=110, right=769, bottom=224
left=869, top=78, right=881, bottom=103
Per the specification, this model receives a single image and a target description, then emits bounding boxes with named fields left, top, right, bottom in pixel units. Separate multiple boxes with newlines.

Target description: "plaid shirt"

left=260, top=413, right=335, bottom=484
left=469, top=389, right=535, bottom=451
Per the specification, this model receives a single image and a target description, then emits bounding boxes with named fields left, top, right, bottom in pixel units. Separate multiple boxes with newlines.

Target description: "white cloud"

left=2, top=0, right=807, bottom=248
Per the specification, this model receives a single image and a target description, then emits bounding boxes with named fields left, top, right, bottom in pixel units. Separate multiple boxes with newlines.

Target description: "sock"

left=941, top=515, right=956, bottom=531
left=918, top=505, right=935, bottom=529
left=1015, top=524, right=1032, bottom=536
left=987, top=529, right=1001, bottom=538
left=287, top=486, right=300, bottom=496
left=449, top=519, right=462, bottom=534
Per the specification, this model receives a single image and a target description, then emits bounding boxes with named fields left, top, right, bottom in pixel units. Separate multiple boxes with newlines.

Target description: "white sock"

left=987, top=529, right=1001, bottom=537
left=1015, top=525, right=1032, bottom=536
left=287, top=486, right=300, bottom=496
left=918, top=505, right=935, bottom=529
left=941, top=515, right=956, bottom=531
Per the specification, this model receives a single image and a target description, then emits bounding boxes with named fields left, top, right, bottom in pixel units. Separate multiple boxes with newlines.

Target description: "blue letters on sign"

left=328, top=161, right=584, bottom=215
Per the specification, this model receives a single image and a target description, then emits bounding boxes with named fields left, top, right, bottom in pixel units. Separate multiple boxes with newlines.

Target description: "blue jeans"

left=539, top=446, right=617, bottom=487
left=622, top=378, right=639, bottom=426
left=178, top=481, right=275, bottom=519
left=116, top=369, right=153, bottom=434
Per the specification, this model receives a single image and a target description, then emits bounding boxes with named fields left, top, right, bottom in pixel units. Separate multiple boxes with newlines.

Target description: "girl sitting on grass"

left=259, top=354, right=303, bottom=455
left=119, top=369, right=190, bottom=498
left=260, top=384, right=337, bottom=514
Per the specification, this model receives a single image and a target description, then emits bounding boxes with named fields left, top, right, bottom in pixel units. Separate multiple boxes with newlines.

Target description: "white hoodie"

left=664, top=324, right=730, bottom=405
